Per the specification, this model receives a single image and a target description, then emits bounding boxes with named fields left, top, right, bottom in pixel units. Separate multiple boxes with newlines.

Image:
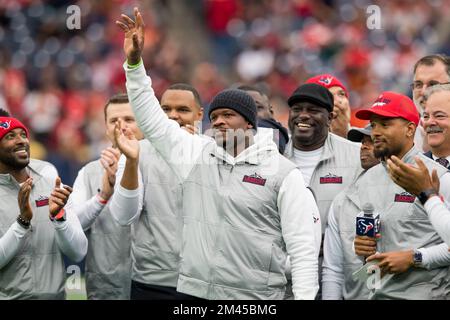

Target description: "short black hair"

left=0, top=108, right=11, bottom=117
left=104, top=93, right=129, bottom=121
left=165, top=83, right=202, bottom=108
left=413, top=54, right=450, bottom=78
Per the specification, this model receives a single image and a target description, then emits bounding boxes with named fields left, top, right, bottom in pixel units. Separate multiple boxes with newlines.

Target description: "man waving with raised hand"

left=114, top=7, right=320, bottom=300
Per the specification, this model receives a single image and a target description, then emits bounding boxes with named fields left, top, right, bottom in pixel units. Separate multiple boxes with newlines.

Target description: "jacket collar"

left=401, top=145, right=421, bottom=164
left=285, top=133, right=335, bottom=162
left=211, top=128, right=278, bottom=166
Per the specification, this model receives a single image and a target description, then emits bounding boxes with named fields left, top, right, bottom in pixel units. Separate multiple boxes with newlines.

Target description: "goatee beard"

left=1, top=157, right=29, bottom=170
left=374, top=148, right=390, bottom=161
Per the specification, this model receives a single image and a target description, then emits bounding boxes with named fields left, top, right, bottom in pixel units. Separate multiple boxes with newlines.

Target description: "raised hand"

left=116, top=7, right=145, bottom=65
left=18, top=177, right=33, bottom=221
left=49, top=177, right=73, bottom=217
left=114, top=119, right=140, bottom=161
left=99, top=147, right=121, bottom=201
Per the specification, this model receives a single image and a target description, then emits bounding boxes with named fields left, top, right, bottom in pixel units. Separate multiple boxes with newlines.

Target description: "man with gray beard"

left=421, top=84, right=450, bottom=169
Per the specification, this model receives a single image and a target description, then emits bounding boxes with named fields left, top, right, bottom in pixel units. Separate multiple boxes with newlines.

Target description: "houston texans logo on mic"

left=357, top=219, right=374, bottom=236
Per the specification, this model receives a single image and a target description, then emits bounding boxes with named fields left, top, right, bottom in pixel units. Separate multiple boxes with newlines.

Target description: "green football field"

left=66, top=276, right=87, bottom=300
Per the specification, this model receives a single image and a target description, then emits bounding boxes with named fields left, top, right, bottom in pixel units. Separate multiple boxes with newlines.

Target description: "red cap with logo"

left=0, top=117, right=29, bottom=141
left=355, top=92, right=419, bottom=126
left=306, top=74, right=348, bottom=97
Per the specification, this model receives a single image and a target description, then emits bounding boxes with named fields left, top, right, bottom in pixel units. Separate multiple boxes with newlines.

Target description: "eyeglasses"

left=410, top=81, right=450, bottom=90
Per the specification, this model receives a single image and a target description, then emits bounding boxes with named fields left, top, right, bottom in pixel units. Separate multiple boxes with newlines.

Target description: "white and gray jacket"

left=0, top=160, right=87, bottom=299
left=342, top=147, right=450, bottom=300
left=111, top=138, right=184, bottom=289
left=424, top=197, right=450, bottom=247
left=323, top=170, right=450, bottom=300
left=284, top=133, right=362, bottom=232
left=66, top=160, right=132, bottom=300
left=118, top=61, right=321, bottom=300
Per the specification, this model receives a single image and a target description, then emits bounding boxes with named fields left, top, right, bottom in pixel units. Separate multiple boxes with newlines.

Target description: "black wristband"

left=17, top=215, right=31, bottom=229
left=418, top=188, right=438, bottom=206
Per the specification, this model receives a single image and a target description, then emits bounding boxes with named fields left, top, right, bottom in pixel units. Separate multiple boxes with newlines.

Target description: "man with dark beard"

left=0, top=112, right=87, bottom=299
left=350, top=92, right=450, bottom=299
left=0, top=109, right=59, bottom=179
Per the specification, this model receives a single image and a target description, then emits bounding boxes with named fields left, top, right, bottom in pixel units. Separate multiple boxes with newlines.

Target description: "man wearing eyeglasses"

left=411, top=54, right=450, bottom=152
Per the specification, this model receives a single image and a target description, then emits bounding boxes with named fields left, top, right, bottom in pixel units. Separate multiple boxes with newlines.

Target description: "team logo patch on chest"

left=394, top=192, right=416, bottom=203
left=319, top=173, right=343, bottom=184
left=35, top=195, right=49, bottom=207
left=243, top=173, right=266, bottom=186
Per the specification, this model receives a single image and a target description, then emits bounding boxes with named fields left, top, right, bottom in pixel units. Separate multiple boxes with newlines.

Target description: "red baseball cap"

left=355, top=92, right=419, bottom=126
left=306, top=74, right=348, bottom=97
left=0, top=117, right=29, bottom=141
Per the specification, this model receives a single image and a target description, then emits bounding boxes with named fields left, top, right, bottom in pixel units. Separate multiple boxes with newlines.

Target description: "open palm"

left=114, top=121, right=140, bottom=160
left=116, top=7, right=145, bottom=65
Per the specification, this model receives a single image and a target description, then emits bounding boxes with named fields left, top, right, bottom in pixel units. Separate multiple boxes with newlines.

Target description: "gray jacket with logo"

left=0, top=160, right=79, bottom=299
left=345, top=147, right=450, bottom=299
left=124, top=62, right=320, bottom=300
left=131, top=139, right=184, bottom=288
left=285, top=133, right=362, bottom=232
left=177, top=141, right=300, bottom=299
left=81, top=160, right=132, bottom=299
left=329, top=172, right=371, bottom=300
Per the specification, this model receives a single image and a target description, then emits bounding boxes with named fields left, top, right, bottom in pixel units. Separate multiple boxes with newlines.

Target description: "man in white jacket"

left=113, top=7, right=320, bottom=300
left=322, top=124, right=380, bottom=300
left=0, top=114, right=87, bottom=299
left=65, top=93, right=144, bottom=299
left=109, top=84, right=206, bottom=300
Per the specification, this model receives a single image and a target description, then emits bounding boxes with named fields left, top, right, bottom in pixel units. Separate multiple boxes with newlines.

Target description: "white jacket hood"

left=212, top=127, right=279, bottom=165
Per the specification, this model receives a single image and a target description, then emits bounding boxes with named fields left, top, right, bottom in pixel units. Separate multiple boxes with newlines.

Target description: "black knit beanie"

left=208, top=89, right=257, bottom=129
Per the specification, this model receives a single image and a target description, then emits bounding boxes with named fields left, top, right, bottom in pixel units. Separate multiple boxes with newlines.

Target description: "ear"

left=330, top=110, right=338, bottom=120
left=406, top=122, right=416, bottom=138
left=327, top=110, right=334, bottom=126
left=247, top=122, right=254, bottom=130
left=198, top=107, right=204, bottom=119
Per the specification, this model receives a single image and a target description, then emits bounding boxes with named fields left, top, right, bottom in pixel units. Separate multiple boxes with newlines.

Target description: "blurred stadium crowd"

left=0, top=0, right=449, bottom=185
